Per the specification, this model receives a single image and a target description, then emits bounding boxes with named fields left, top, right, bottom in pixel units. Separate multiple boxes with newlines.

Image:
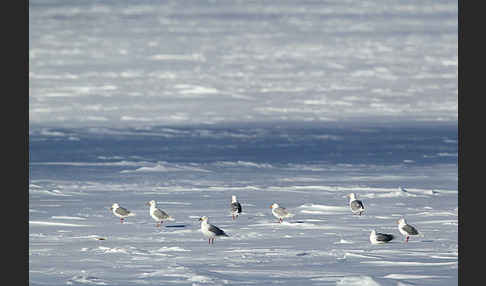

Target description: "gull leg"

left=405, top=236, right=409, bottom=242
left=120, top=218, right=124, bottom=223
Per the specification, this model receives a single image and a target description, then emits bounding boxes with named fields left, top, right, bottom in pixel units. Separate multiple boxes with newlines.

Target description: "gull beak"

left=109, top=207, right=113, bottom=210
left=145, top=202, right=150, bottom=206
left=198, top=217, right=203, bottom=221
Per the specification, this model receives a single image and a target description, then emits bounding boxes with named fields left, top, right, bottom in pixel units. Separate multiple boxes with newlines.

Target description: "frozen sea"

left=29, top=0, right=457, bottom=126
left=29, top=0, right=458, bottom=285
left=29, top=124, right=458, bottom=286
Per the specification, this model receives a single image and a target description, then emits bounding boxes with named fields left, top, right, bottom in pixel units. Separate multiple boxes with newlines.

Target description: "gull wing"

left=115, top=207, right=131, bottom=216
left=208, top=224, right=229, bottom=236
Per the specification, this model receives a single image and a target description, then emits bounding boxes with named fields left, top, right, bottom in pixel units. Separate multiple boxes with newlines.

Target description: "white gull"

left=146, top=200, right=174, bottom=227
left=347, top=193, right=365, bottom=216
left=199, top=216, right=229, bottom=244
left=397, top=217, right=421, bottom=242
left=370, top=229, right=394, bottom=244
left=110, top=203, right=135, bottom=223
left=270, top=203, right=294, bottom=223
left=230, top=195, right=242, bottom=220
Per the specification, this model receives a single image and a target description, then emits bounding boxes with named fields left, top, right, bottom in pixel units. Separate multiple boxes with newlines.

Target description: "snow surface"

left=29, top=0, right=457, bottom=283
left=29, top=0, right=457, bottom=128
left=29, top=125, right=457, bottom=286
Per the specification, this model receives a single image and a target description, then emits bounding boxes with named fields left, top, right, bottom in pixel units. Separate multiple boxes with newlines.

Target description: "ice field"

left=29, top=0, right=457, bottom=127
left=29, top=125, right=458, bottom=285
left=29, top=0, right=457, bottom=284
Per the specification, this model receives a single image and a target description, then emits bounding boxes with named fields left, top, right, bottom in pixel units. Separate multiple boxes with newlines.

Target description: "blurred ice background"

left=29, top=0, right=457, bottom=128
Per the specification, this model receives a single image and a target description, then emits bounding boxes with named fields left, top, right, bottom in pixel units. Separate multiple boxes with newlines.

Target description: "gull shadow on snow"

left=164, top=224, right=188, bottom=228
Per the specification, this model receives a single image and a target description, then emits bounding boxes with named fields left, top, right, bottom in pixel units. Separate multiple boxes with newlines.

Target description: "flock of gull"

left=110, top=193, right=421, bottom=245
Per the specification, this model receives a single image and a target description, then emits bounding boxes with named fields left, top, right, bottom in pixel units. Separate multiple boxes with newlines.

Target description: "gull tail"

left=128, top=212, right=136, bottom=217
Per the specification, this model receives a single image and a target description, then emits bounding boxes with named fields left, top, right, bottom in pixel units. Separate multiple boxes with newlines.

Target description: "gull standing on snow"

left=369, top=229, right=394, bottom=244
left=230, top=195, right=242, bottom=220
left=110, top=203, right=135, bottom=223
left=270, top=203, right=294, bottom=223
left=398, top=186, right=408, bottom=193
left=347, top=193, right=365, bottom=216
left=397, top=217, right=420, bottom=242
left=146, top=200, right=174, bottom=227
left=199, top=216, right=229, bottom=244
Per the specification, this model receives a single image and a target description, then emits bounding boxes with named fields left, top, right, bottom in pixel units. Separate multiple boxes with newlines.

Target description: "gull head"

left=146, top=200, right=156, bottom=207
